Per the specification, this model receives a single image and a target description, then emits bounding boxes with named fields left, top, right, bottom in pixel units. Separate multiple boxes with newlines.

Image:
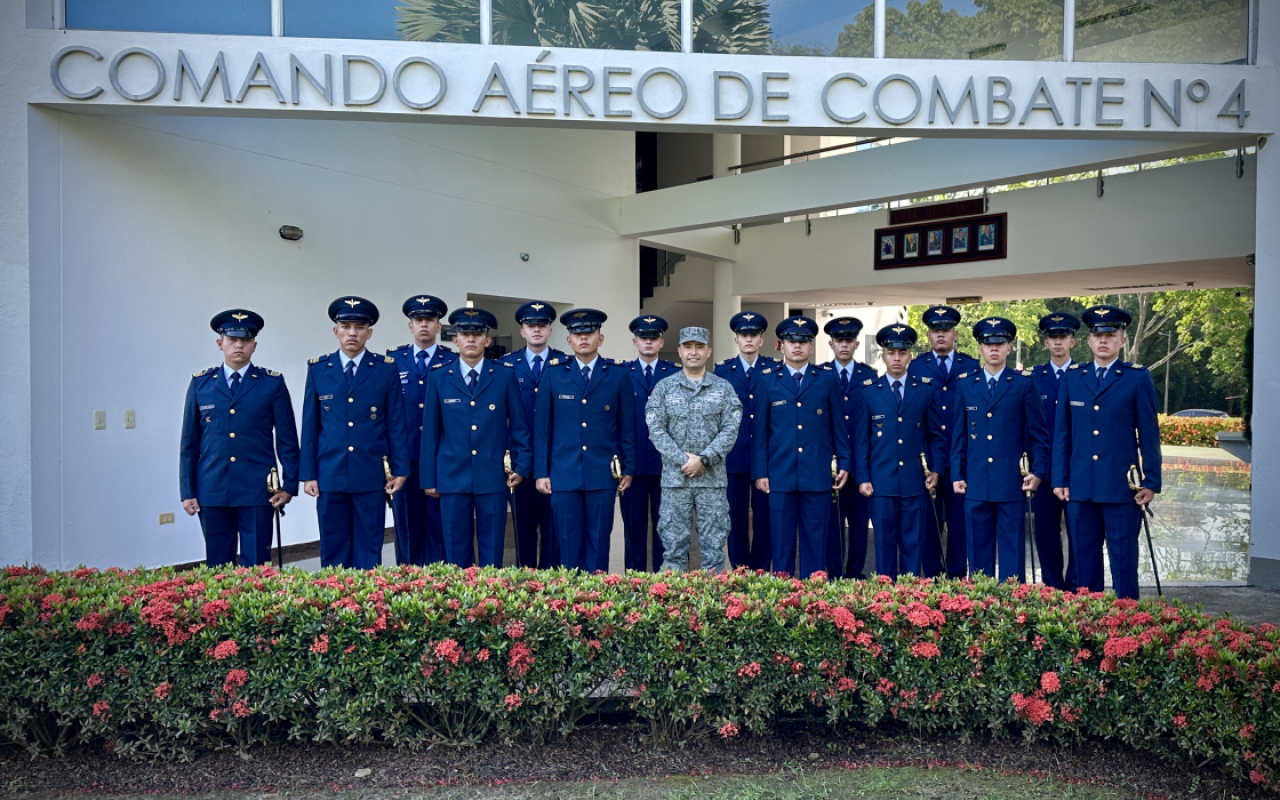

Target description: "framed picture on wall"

left=952, top=226, right=969, bottom=254
left=927, top=229, right=943, bottom=256
left=880, top=234, right=896, bottom=260
left=904, top=232, right=919, bottom=258
left=874, top=212, right=1007, bottom=271
left=978, top=222, right=997, bottom=251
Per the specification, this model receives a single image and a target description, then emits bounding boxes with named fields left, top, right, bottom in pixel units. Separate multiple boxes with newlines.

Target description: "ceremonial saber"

left=382, top=456, right=402, bottom=564
left=832, top=456, right=847, bottom=574
left=1128, top=461, right=1163, bottom=597
left=266, top=467, right=285, bottom=569
left=504, top=450, right=522, bottom=568
left=610, top=454, right=624, bottom=498
left=920, top=453, right=947, bottom=567
left=1019, top=453, right=1038, bottom=585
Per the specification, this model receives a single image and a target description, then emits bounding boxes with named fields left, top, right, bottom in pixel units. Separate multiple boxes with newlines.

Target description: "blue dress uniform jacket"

left=389, top=343, right=457, bottom=458
left=853, top=375, right=946, bottom=497
left=299, top=351, right=411, bottom=492
left=714, top=356, right=779, bottom=474
left=1053, top=362, right=1162, bottom=502
left=629, top=359, right=681, bottom=475
left=501, top=347, right=569, bottom=428
left=419, top=361, right=532, bottom=493
left=180, top=365, right=300, bottom=506
left=535, top=357, right=638, bottom=491
left=750, top=364, right=852, bottom=490
left=950, top=369, right=1051, bottom=503
left=499, top=347, right=566, bottom=568
left=824, top=360, right=877, bottom=577
left=1032, top=361, right=1074, bottom=588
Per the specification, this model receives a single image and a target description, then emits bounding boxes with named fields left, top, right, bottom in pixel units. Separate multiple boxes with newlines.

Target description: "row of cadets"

left=713, top=312, right=779, bottom=570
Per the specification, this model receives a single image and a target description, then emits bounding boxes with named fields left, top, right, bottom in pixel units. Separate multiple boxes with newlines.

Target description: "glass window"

left=65, top=0, right=271, bottom=35
left=694, top=0, right=875, bottom=55
left=1074, top=0, right=1248, bottom=64
left=883, top=0, right=1065, bottom=61
left=286, top=0, right=480, bottom=42
left=478, top=0, right=675, bottom=49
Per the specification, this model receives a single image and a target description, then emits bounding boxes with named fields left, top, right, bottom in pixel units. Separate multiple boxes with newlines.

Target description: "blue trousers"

left=622, top=474, right=664, bottom=572
left=727, top=473, right=772, bottom=570
left=510, top=479, right=559, bottom=568
left=318, top=491, right=387, bottom=569
left=551, top=489, right=615, bottom=572
left=965, top=499, right=1025, bottom=582
left=923, top=474, right=968, bottom=578
left=393, top=462, right=445, bottom=565
left=198, top=505, right=275, bottom=567
left=440, top=491, right=507, bottom=568
left=827, top=483, right=870, bottom=579
left=769, top=491, right=828, bottom=578
left=1033, top=482, right=1075, bottom=589
left=870, top=494, right=928, bottom=580
left=1068, top=501, right=1143, bottom=599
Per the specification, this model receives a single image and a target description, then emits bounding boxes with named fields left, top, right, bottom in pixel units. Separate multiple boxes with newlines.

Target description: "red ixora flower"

left=1103, top=636, right=1140, bottom=659
left=1040, top=672, right=1061, bottom=694
left=210, top=639, right=239, bottom=660
left=91, top=700, right=110, bottom=717
left=719, top=723, right=740, bottom=738
left=153, top=682, right=172, bottom=701
left=503, top=693, right=522, bottom=710
left=508, top=641, right=534, bottom=678
left=1240, top=723, right=1256, bottom=739
left=434, top=638, right=463, bottom=666
left=1172, top=713, right=1188, bottom=729
left=1011, top=693, right=1054, bottom=726
left=311, top=634, right=329, bottom=654
left=910, top=641, right=941, bottom=659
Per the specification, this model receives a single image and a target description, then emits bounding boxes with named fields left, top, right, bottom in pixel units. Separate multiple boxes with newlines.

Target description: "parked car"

left=1172, top=409, right=1229, bottom=417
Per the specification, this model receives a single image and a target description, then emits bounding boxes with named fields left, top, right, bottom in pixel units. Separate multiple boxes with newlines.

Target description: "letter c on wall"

left=51, top=46, right=104, bottom=100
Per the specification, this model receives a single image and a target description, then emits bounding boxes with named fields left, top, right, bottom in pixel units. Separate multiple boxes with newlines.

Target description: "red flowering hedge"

left=1, top=566, right=1277, bottom=789
left=1158, top=414, right=1244, bottom=447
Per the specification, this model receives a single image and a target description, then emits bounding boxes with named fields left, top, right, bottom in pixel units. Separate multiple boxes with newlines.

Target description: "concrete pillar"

left=1249, top=0, right=1278, bottom=588
left=712, top=261, right=741, bottom=358
left=712, top=134, right=741, bottom=179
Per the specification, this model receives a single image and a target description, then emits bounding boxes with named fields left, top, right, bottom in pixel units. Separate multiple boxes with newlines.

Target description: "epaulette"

left=309, top=353, right=330, bottom=365
left=863, top=379, right=874, bottom=386
left=819, top=364, right=832, bottom=371
left=1131, top=363, right=1145, bottom=370
left=761, top=368, right=773, bottom=375
left=718, top=358, right=731, bottom=366
left=501, top=361, right=514, bottom=368
left=957, top=372, right=969, bottom=380
left=613, top=359, right=624, bottom=365
left=549, top=358, right=561, bottom=366
left=920, top=376, right=932, bottom=384
left=1022, top=369, right=1033, bottom=377
left=1069, top=363, right=1081, bottom=370
left=263, top=368, right=282, bottom=377
left=193, top=367, right=213, bottom=377
left=432, top=362, right=444, bottom=369
left=392, top=343, right=411, bottom=352
left=380, top=356, right=391, bottom=363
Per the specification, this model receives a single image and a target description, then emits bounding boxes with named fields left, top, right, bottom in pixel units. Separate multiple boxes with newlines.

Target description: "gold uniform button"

left=582, top=422, right=588, bottom=427
left=582, top=445, right=588, bottom=451
left=371, top=407, right=377, bottom=412
left=987, top=412, right=993, bottom=418
left=796, top=402, right=803, bottom=408
left=348, top=422, right=354, bottom=427
left=798, top=447, right=804, bottom=453
left=419, top=380, right=424, bottom=385
left=229, top=432, right=235, bottom=438
left=817, top=409, right=823, bottom=415
left=987, top=457, right=993, bottom=463
left=489, top=404, right=496, bottom=410
left=749, top=394, right=754, bottom=400
left=797, top=424, right=803, bottom=430
left=898, top=461, right=904, bottom=466
left=987, top=435, right=992, bottom=440
left=471, top=450, right=477, bottom=456
left=1092, top=454, right=1099, bottom=461
left=1094, top=405, right=1100, bottom=411
left=348, top=446, right=354, bottom=452
left=582, top=399, right=588, bottom=404
left=1093, top=430, right=1099, bottom=435
left=229, top=409, right=236, bottom=415
left=897, top=439, right=903, bottom=444
left=942, top=405, right=947, bottom=411
left=897, top=417, right=903, bottom=423
left=471, top=425, right=477, bottom=431
left=348, top=398, right=354, bottom=403
left=941, top=425, right=947, bottom=430
left=877, top=432, right=882, bottom=437
left=470, top=401, right=476, bottom=407
left=371, top=414, right=376, bottom=420
left=229, top=457, right=236, bottom=463
left=419, top=426, right=423, bottom=431
left=419, top=403, right=424, bottom=408
left=943, top=386, right=948, bottom=392
left=845, top=415, right=849, bottom=420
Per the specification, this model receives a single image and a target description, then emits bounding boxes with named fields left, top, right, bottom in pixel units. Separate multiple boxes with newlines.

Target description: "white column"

left=272, top=0, right=284, bottom=36
left=713, top=261, right=741, bottom=357
left=480, top=0, right=493, bottom=44
left=680, top=0, right=693, bottom=53
left=1250, top=1, right=1279, bottom=587
left=1062, top=0, right=1075, bottom=62
left=712, top=134, right=741, bottom=179
left=874, top=0, right=886, bottom=58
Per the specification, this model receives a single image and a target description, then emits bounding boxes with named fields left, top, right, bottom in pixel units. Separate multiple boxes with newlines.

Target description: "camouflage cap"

left=679, top=326, right=710, bottom=345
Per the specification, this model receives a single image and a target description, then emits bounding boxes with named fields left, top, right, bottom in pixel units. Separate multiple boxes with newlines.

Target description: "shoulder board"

left=1069, top=363, right=1081, bottom=370
left=310, top=353, right=330, bottom=365
left=863, top=379, right=874, bottom=386
left=1022, top=369, right=1033, bottom=377
left=613, top=359, right=624, bottom=366
left=761, top=368, right=773, bottom=375
left=432, top=362, right=444, bottom=369
left=262, top=368, right=282, bottom=377
left=549, top=358, right=560, bottom=366
left=1131, top=363, right=1145, bottom=370
left=718, top=358, right=731, bottom=366
left=919, top=376, right=932, bottom=384
left=193, top=367, right=213, bottom=377
left=819, top=365, right=832, bottom=371
left=957, top=372, right=968, bottom=380
left=501, top=361, right=514, bottom=368
left=392, top=344, right=411, bottom=352
left=383, top=356, right=394, bottom=363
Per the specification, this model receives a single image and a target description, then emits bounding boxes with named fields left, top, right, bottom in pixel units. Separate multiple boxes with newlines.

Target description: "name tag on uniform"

left=966, top=406, right=978, bottom=411
left=771, top=399, right=786, bottom=406
left=558, top=394, right=575, bottom=400
left=199, top=404, right=215, bottom=411
left=443, top=398, right=462, bottom=404
left=1070, top=400, right=1085, bottom=407
left=871, top=414, right=885, bottom=421
left=319, top=394, right=334, bottom=401
left=1041, top=394, right=1048, bottom=400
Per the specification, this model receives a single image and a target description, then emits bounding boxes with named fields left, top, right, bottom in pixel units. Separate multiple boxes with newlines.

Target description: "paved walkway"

left=1154, top=584, right=1280, bottom=626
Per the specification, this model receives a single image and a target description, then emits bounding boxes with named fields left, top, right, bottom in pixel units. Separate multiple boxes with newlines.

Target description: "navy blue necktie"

left=792, top=370, right=804, bottom=391
left=345, top=360, right=355, bottom=386
left=1096, top=367, right=1105, bottom=383
left=840, top=369, right=850, bottom=391
left=230, top=371, right=241, bottom=396
left=892, top=380, right=903, bottom=407
left=1055, top=368, right=1063, bottom=381
left=938, top=355, right=949, bottom=375
left=532, top=354, right=543, bottom=381
left=582, top=365, right=591, bottom=388
left=416, top=350, right=428, bottom=375
left=988, top=376, right=996, bottom=395
left=644, top=363, right=654, bottom=391
left=467, top=368, right=479, bottom=394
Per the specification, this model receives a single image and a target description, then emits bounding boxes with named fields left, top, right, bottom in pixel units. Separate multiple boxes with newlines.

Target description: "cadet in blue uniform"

left=498, top=301, right=566, bottom=568
left=951, top=318, right=1050, bottom=582
left=751, top=316, right=851, bottom=578
left=823, top=316, right=877, bottom=579
left=300, top=297, right=411, bottom=569
left=855, top=324, right=945, bottom=580
left=421, top=308, right=530, bottom=568
left=1031, top=312, right=1081, bottom=589
left=713, top=311, right=778, bottom=570
left=534, top=309, right=637, bottom=572
left=180, top=310, right=300, bottom=567
left=624, top=315, right=679, bottom=572
left=1053, top=305, right=1161, bottom=600
left=388, top=295, right=456, bottom=566
left=908, top=305, right=979, bottom=578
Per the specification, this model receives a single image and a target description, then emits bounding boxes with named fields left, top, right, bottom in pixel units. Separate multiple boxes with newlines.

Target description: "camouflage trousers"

left=657, top=487, right=730, bottom=573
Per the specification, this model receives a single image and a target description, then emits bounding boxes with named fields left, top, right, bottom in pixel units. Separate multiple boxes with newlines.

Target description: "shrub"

left=0, top=565, right=1276, bottom=790
left=1158, top=415, right=1244, bottom=448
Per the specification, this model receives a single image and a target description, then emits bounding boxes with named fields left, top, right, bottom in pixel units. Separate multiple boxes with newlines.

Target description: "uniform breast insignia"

left=863, top=379, right=874, bottom=386
left=920, top=376, right=932, bottom=384
left=384, top=356, right=395, bottom=363
left=549, top=359, right=560, bottom=366
left=1132, top=364, right=1145, bottom=370
left=958, top=372, right=969, bottom=380
left=501, top=361, right=514, bottom=368
left=1070, top=364, right=1081, bottom=370
left=432, top=362, right=444, bottom=369
left=761, top=368, right=772, bottom=375
left=613, top=359, right=624, bottom=365
left=1022, top=369, right=1033, bottom=377
left=266, top=369, right=282, bottom=377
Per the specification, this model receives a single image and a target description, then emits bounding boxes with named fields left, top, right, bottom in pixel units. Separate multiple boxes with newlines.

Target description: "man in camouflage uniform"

left=644, top=326, right=743, bottom=572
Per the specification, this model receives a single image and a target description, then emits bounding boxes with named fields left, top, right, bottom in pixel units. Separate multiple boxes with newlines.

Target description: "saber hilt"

left=919, top=453, right=936, bottom=499
left=266, top=468, right=284, bottom=569
left=831, top=455, right=839, bottom=504
left=1019, top=452, right=1034, bottom=498
left=504, top=450, right=515, bottom=494
left=611, top=454, right=624, bottom=497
